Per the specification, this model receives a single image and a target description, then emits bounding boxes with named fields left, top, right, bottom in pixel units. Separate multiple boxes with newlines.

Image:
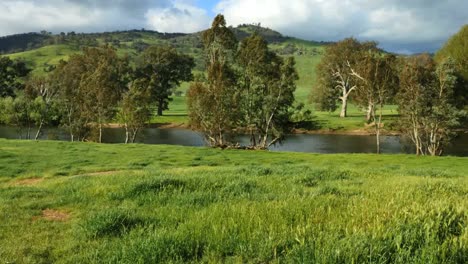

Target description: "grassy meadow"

left=0, top=139, right=467, bottom=263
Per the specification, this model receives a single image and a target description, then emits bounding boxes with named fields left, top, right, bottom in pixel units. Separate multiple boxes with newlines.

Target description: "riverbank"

left=0, top=140, right=467, bottom=263
left=108, top=122, right=402, bottom=136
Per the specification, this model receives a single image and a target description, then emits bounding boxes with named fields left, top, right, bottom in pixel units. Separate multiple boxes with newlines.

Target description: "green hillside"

left=1, top=26, right=325, bottom=104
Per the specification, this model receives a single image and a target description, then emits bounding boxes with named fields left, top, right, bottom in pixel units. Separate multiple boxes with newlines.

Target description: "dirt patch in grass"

left=13, top=178, right=44, bottom=186
left=35, top=209, right=70, bottom=222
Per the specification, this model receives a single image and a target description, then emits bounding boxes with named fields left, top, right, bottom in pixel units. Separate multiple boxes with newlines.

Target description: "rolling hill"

left=0, top=25, right=327, bottom=104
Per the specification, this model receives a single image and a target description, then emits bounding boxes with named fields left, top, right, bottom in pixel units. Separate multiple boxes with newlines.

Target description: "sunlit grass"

left=0, top=140, right=467, bottom=263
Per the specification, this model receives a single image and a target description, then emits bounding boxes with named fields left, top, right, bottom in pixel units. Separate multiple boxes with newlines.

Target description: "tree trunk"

left=250, top=129, right=256, bottom=147
left=157, top=99, right=164, bottom=116
left=375, top=105, right=382, bottom=154
left=131, top=128, right=139, bottom=143
left=99, top=123, right=103, bottom=143
left=27, top=125, right=31, bottom=140
left=376, top=130, right=380, bottom=154
left=125, top=125, right=129, bottom=144
left=68, top=109, right=74, bottom=142
left=366, top=103, right=374, bottom=123
left=340, top=96, right=348, bottom=118
left=35, top=120, right=44, bottom=140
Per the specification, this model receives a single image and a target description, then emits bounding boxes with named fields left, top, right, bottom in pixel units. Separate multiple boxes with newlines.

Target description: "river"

left=0, top=126, right=467, bottom=156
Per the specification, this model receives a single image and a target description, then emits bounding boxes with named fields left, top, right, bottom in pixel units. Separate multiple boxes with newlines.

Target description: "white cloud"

left=215, top=0, right=468, bottom=52
left=0, top=0, right=209, bottom=36
left=145, top=1, right=211, bottom=33
left=0, top=0, right=466, bottom=53
left=0, top=1, right=93, bottom=35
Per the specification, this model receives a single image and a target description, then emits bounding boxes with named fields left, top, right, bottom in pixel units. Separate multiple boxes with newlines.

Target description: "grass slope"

left=0, top=139, right=467, bottom=263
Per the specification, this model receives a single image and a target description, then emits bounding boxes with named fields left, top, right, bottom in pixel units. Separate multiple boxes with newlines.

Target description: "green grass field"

left=0, top=139, right=467, bottom=263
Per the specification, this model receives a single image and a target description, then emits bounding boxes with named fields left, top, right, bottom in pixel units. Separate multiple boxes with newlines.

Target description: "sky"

left=0, top=0, right=466, bottom=54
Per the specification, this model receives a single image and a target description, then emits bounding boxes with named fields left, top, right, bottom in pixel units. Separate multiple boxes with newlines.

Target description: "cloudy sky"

left=0, top=0, right=466, bottom=53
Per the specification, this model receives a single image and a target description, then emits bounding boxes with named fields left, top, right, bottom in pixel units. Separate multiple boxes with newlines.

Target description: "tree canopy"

left=397, top=54, right=463, bottom=156
left=0, top=57, right=30, bottom=97
left=238, top=33, right=298, bottom=148
left=435, top=24, right=468, bottom=106
left=311, top=38, right=380, bottom=118
left=136, top=46, right=195, bottom=116
left=54, top=45, right=130, bottom=142
left=188, top=14, right=240, bottom=147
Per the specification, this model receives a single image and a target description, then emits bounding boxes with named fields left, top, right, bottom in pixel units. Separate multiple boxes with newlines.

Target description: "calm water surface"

left=0, top=126, right=467, bottom=156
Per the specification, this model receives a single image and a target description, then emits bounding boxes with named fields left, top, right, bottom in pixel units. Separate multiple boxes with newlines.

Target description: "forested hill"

left=0, top=25, right=328, bottom=54
left=0, top=32, right=52, bottom=54
left=0, top=25, right=328, bottom=75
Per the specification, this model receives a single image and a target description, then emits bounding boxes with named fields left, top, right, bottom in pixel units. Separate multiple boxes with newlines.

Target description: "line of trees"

left=0, top=45, right=195, bottom=143
left=311, top=25, right=467, bottom=155
left=187, top=15, right=299, bottom=149
left=0, top=16, right=465, bottom=156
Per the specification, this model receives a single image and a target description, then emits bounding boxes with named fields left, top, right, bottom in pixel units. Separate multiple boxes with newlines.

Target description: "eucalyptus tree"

left=187, top=14, right=240, bottom=147
left=349, top=53, right=398, bottom=153
left=137, top=46, right=195, bottom=116
left=54, top=46, right=130, bottom=142
left=118, top=79, right=152, bottom=144
left=397, top=54, right=463, bottom=156
left=53, top=59, right=89, bottom=142
left=311, top=38, right=379, bottom=118
left=25, top=75, right=60, bottom=140
left=80, top=46, right=130, bottom=143
left=237, top=34, right=298, bottom=149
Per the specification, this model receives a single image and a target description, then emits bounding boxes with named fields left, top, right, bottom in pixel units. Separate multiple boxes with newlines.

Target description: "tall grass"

left=0, top=140, right=466, bottom=263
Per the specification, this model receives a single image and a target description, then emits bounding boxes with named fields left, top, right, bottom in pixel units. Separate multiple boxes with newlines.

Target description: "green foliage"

left=189, top=17, right=301, bottom=148
left=188, top=15, right=240, bottom=147
left=24, top=75, right=61, bottom=139
left=2, top=27, right=328, bottom=130
left=238, top=33, right=298, bottom=148
left=435, top=24, right=468, bottom=107
left=118, top=79, right=153, bottom=143
left=311, top=38, right=380, bottom=118
left=397, top=54, right=465, bottom=156
left=351, top=53, right=399, bottom=153
left=137, top=45, right=195, bottom=116
left=0, top=56, right=30, bottom=97
left=0, top=140, right=467, bottom=263
left=312, top=61, right=339, bottom=112
left=0, top=93, right=38, bottom=139
left=53, top=45, right=130, bottom=142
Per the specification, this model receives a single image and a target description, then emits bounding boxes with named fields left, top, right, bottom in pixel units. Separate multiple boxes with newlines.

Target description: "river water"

left=0, top=126, right=467, bottom=156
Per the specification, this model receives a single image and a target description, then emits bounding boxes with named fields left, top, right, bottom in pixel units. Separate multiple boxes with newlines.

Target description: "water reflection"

left=0, top=125, right=466, bottom=156
left=269, top=134, right=404, bottom=154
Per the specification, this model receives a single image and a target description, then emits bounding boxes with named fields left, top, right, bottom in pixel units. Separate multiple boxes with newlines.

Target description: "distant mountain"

left=0, top=24, right=327, bottom=75
left=0, top=24, right=328, bottom=55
